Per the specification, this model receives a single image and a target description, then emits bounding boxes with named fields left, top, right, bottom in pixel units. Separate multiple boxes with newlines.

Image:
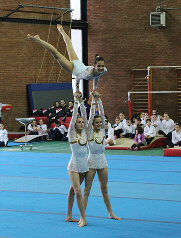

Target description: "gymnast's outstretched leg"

left=27, top=34, right=74, bottom=74
left=57, top=24, right=78, bottom=62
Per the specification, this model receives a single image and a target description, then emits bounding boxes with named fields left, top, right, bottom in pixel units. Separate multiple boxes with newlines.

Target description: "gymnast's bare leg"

left=68, top=171, right=87, bottom=227
left=57, top=24, right=78, bottom=62
left=27, top=24, right=78, bottom=74
left=97, top=167, right=121, bottom=220
left=66, top=173, right=85, bottom=222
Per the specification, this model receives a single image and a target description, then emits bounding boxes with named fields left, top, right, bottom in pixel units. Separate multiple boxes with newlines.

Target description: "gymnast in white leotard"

left=27, top=25, right=107, bottom=93
left=83, top=92, right=121, bottom=220
left=66, top=92, right=88, bottom=227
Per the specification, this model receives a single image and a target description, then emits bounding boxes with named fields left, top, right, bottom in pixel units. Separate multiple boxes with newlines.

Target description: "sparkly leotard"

left=72, top=60, right=107, bottom=92
left=87, top=99, right=108, bottom=169
left=67, top=101, right=89, bottom=173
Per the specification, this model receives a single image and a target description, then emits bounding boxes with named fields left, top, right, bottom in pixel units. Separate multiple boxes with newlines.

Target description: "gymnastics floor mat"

left=105, top=136, right=166, bottom=150
left=14, top=134, right=48, bottom=143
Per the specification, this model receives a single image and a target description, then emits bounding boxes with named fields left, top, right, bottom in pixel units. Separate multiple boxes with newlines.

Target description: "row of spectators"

left=105, top=109, right=180, bottom=150
left=27, top=118, right=68, bottom=141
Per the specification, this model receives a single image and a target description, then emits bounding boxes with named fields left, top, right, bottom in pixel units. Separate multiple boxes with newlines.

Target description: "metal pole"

left=0, top=103, right=2, bottom=123
left=147, top=75, right=151, bottom=116
left=129, top=91, right=181, bottom=94
left=128, top=92, right=132, bottom=118
left=53, top=10, right=73, bottom=22
left=3, top=5, right=23, bottom=18
left=25, top=123, right=27, bottom=146
left=20, top=4, right=74, bottom=11
left=128, top=101, right=132, bottom=119
left=148, top=66, right=181, bottom=68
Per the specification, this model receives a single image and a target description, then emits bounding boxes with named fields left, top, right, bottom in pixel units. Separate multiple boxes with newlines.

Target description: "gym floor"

left=0, top=141, right=180, bottom=238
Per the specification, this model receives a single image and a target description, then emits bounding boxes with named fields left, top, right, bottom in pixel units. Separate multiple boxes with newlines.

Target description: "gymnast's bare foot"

left=78, top=217, right=87, bottom=227
left=57, top=24, right=64, bottom=34
left=66, top=217, right=79, bottom=222
left=27, top=34, right=41, bottom=42
left=109, top=214, right=122, bottom=220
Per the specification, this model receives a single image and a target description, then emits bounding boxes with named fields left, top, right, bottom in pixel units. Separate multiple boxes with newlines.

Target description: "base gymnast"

left=27, top=25, right=107, bottom=93
left=83, top=91, right=121, bottom=220
left=66, top=92, right=88, bottom=227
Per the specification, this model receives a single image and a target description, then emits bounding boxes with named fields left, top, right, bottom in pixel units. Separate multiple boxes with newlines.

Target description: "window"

left=70, top=0, right=81, bottom=20
left=70, top=0, right=88, bottom=97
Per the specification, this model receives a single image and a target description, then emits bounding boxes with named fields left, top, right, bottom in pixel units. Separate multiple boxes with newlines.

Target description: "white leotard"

left=72, top=60, right=107, bottom=92
left=67, top=101, right=89, bottom=173
left=87, top=99, right=108, bottom=169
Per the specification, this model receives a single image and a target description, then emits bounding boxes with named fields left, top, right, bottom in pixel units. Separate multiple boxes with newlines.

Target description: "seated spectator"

left=0, top=123, right=8, bottom=146
left=140, top=111, right=146, bottom=121
left=129, top=127, right=146, bottom=151
left=131, top=114, right=139, bottom=125
left=105, top=115, right=112, bottom=129
left=152, top=109, right=161, bottom=120
left=105, top=119, right=116, bottom=146
left=57, top=99, right=69, bottom=117
left=52, top=100, right=60, bottom=112
left=122, top=118, right=135, bottom=139
left=62, top=100, right=74, bottom=122
left=119, top=111, right=127, bottom=127
left=67, top=100, right=74, bottom=116
left=46, top=100, right=60, bottom=126
left=158, top=112, right=174, bottom=139
left=144, top=119, right=156, bottom=145
left=48, top=120, right=68, bottom=141
left=27, top=119, right=38, bottom=135
left=134, top=117, right=143, bottom=129
left=113, top=116, right=124, bottom=139
left=166, top=123, right=181, bottom=148
left=151, top=113, right=163, bottom=135
left=141, top=113, right=149, bottom=127
left=37, top=118, right=47, bottom=138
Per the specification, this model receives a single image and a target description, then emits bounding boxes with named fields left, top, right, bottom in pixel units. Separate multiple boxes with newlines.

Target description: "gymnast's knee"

left=83, top=186, right=91, bottom=197
left=74, top=189, right=82, bottom=199
left=101, top=186, right=108, bottom=196
left=68, top=186, right=75, bottom=196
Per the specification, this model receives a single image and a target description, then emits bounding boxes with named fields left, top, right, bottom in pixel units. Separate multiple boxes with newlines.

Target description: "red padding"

left=1, top=104, right=12, bottom=112
left=8, top=133, right=25, bottom=140
left=105, top=147, right=129, bottom=150
left=59, top=117, right=72, bottom=123
left=140, top=138, right=166, bottom=150
left=163, top=148, right=181, bottom=157
left=105, top=138, right=166, bottom=150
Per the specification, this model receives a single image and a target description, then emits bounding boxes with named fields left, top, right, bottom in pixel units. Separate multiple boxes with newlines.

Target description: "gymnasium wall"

left=87, top=0, right=181, bottom=123
left=0, top=0, right=72, bottom=131
left=0, top=0, right=181, bottom=131
left=27, top=83, right=73, bottom=112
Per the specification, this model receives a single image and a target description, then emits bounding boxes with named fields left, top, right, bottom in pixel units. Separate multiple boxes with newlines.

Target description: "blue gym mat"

left=0, top=152, right=181, bottom=238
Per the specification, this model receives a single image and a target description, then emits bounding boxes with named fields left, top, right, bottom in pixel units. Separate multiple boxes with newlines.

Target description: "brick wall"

left=87, top=0, right=181, bottom=123
left=0, top=0, right=71, bottom=131
left=1, top=0, right=181, bottom=131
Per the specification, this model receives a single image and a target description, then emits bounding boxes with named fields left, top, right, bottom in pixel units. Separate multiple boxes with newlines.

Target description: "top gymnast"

left=27, top=24, right=107, bottom=93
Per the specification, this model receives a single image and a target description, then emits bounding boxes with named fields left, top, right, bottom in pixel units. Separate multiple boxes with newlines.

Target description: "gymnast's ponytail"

left=94, top=54, right=105, bottom=65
